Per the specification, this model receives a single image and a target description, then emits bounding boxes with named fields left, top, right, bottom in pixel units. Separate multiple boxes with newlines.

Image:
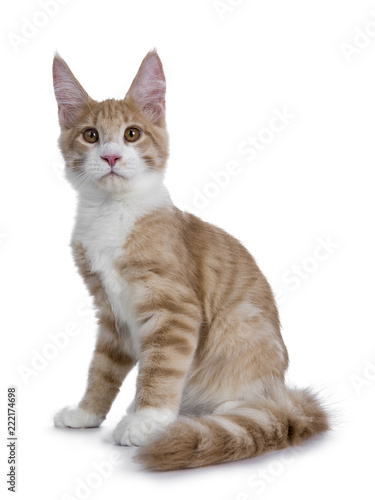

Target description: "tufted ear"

left=125, top=51, right=166, bottom=125
left=52, top=53, right=90, bottom=129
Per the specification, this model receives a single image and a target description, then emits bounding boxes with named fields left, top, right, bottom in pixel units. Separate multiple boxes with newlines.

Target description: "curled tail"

left=135, top=387, right=329, bottom=471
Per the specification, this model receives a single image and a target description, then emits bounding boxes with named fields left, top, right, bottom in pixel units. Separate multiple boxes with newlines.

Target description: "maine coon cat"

left=52, top=50, right=329, bottom=470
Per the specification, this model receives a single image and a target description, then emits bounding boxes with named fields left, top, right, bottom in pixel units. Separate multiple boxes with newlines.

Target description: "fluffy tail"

left=135, top=387, right=329, bottom=471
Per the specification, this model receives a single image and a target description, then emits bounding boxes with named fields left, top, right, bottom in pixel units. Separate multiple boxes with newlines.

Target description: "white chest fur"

left=75, top=197, right=139, bottom=332
left=72, top=176, right=171, bottom=350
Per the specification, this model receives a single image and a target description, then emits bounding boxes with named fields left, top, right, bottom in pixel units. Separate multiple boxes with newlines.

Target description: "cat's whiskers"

left=73, top=169, right=96, bottom=192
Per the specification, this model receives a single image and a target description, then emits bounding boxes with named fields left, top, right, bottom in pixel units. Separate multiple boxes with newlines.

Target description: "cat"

left=52, top=50, right=329, bottom=470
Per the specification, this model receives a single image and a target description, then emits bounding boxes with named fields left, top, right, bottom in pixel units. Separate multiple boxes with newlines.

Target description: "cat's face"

left=53, top=52, right=169, bottom=195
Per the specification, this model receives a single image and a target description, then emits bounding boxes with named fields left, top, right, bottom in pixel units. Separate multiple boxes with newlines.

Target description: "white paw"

left=112, top=408, right=176, bottom=446
left=54, top=405, right=104, bottom=428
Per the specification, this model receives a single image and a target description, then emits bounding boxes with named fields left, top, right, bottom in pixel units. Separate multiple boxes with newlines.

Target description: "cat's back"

left=125, top=205, right=273, bottom=309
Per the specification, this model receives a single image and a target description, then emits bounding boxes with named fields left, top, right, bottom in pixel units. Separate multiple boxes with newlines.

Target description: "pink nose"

left=101, top=155, right=122, bottom=167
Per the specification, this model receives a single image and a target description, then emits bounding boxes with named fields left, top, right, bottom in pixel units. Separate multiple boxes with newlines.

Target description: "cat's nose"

left=101, top=154, right=122, bottom=167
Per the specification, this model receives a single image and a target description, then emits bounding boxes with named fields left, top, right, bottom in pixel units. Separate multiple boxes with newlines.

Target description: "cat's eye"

left=83, top=128, right=99, bottom=143
left=124, top=127, right=141, bottom=143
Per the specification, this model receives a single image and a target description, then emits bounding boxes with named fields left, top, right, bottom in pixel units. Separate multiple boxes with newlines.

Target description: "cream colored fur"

left=52, top=50, right=329, bottom=470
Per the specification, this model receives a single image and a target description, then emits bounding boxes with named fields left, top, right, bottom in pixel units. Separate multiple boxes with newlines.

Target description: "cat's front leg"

left=113, top=305, right=200, bottom=446
left=55, top=318, right=135, bottom=429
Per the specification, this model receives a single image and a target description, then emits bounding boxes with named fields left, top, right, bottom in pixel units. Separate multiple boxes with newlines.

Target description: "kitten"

left=52, top=50, right=329, bottom=470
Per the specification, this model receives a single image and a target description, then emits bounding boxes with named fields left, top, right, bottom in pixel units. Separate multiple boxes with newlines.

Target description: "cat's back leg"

left=181, top=300, right=288, bottom=410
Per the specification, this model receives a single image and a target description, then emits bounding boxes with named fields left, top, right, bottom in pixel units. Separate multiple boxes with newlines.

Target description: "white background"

left=1, top=0, right=374, bottom=498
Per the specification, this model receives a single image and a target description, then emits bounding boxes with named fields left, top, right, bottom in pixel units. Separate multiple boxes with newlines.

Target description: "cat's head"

left=52, top=51, right=169, bottom=195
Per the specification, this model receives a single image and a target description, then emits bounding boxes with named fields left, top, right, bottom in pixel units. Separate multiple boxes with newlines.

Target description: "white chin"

left=97, top=173, right=129, bottom=189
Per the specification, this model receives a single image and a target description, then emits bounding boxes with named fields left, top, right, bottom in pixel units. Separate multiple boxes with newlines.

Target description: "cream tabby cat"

left=52, top=51, right=328, bottom=470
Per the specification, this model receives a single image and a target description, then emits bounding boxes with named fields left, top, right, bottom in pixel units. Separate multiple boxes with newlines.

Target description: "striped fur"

left=52, top=51, right=329, bottom=468
left=135, top=387, right=329, bottom=470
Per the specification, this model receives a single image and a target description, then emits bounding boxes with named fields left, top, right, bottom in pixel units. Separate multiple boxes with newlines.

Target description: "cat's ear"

left=52, top=53, right=90, bottom=129
left=125, top=51, right=166, bottom=125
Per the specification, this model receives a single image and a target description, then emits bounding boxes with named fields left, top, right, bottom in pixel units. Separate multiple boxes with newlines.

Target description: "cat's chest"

left=74, top=201, right=139, bottom=334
